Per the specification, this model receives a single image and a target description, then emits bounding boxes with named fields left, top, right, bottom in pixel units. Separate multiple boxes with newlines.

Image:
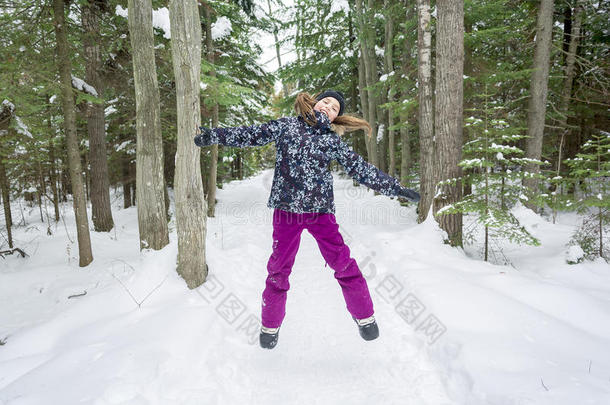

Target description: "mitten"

left=398, top=187, right=421, bottom=203
left=194, top=126, right=214, bottom=147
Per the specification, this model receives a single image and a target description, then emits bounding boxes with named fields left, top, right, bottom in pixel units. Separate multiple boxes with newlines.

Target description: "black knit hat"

left=315, top=90, right=345, bottom=116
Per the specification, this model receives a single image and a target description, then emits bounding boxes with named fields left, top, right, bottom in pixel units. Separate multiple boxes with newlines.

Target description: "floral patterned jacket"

left=194, top=110, right=420, bottom=214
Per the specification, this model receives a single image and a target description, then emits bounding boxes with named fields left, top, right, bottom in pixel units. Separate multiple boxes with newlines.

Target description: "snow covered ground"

left=1, top=169, right=609, bottom=405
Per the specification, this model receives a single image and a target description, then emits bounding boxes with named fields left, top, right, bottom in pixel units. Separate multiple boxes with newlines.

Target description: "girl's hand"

left=194, top=126, right=213, bottom=146
left=398, top=188, right=421, bottom=203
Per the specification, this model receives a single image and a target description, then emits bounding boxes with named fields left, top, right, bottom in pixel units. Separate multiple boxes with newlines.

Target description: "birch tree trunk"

left=416, top=0, right=435, bottom=223
left=169, top=0, right=208, bottom=288
left=128, top=0, right=169, bottom=250
left=52, top=0, right=94, bottom=266
left=202, top=2, right=219, bottom=218
left=83, top=0, right=114, bottom=232
left=523, top=0, right=555, bottom=211
left=432, top=0, right=464, bottom=247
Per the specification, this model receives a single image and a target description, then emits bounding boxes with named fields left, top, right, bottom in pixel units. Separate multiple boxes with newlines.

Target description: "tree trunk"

left=83, top=0, right=114, bottom=232
left=357, top=40, right=371, bottom=159
left=365, top=0, right=379, bottom=167
left=52, top=0, right=94, bottom=266
left=356, top=0, right=379, bottom=166
left=553, top=0, right=582, bottom=222
left=432, top=0, right=464, bottom=247
left=523, top=0, right=555, bottom=211
left=128, top=0, right=169, bottom=250
left=0, top=155, right=12, bottom=249
left=266, top=0, right=288, bottom=96
left=463, top=17, right=473, bottom=197
left=122, top=158, right=132, bottom=208
left=0, top=103, right=13, bottom=235
left=203, top=2, right=219, bottom=218
left=83, top=152, right=90, bottom=201
left=47, top=105, right=60, bottom=222
left=416, top=0, right=435, bottom=223
left=169, top=0, right=208, bottom=288
left=384, top=0, right=394, bottom=176
left=557, top=0, right=582, bottom=154
left=37, top=162, right=44, bottom=223
left=400, top=117, right=411, bottom=183
left=399, top=4, right=414, bottom=184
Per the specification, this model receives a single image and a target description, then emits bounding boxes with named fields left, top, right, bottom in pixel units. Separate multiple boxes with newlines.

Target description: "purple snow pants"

left=261, top=208, right=374, bottom=328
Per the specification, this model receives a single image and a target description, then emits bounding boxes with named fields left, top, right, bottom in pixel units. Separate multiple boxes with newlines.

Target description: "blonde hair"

left=294, top=92, right=372, bottom=137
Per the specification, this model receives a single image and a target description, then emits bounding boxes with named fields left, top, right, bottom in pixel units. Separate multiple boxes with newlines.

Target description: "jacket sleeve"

left=194, top=117, right=288, bottom=148
left=330, top=135, right=420, bottom=202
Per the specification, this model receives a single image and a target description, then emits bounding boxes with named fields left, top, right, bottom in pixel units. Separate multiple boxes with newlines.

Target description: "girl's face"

left=313, top=97, right=340, bottom=122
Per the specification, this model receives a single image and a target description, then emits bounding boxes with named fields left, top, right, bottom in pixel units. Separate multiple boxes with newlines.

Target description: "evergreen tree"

left=565, top=131, right=610, bottom=261
left=438, top=81, right=541, bottom=263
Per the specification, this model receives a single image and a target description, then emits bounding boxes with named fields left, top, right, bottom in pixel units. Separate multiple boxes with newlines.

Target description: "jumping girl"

left=194, top=90, right=420, bottom=349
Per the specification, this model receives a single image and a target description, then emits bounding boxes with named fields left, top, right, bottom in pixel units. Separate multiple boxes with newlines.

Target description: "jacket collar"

left=313, top=109, right=331, bottom=130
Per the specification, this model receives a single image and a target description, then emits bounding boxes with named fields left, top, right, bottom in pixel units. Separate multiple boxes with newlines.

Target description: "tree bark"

left=128, top=0, right=169, bottom=250
left=523, top=0, right=555, bottom=210
left=399, top=121, right=410, bottom=183
left=202, top=2, right=219, bottom=218
left=52, top=0, right=94, bottom=266
left=122, top=158, right=132, bottom=209
left=169, top=0, right=208, bottom=288
left=0, top=154, right=12, bottom=249
left=553, top=0, right=582, bottom=222
left=432, top=0, right=464, bottom=247
left=356, top=0, right=379, bottom=166
left=0, top=102, right=13, bottom=236
left=83, top=0, right=114, bottom=232
left=416, top=0, right=435, bottom=222
left=384, top=1, right=395, bottom=177
left=365, top=0, right=379, bottom=167
left=557, top=0, right=582, bottom=150
left=357, top=39, right=371, bottom=159
left=47, top=103, right=60, bottom=222
left=399, top=3, right=414, bottom=184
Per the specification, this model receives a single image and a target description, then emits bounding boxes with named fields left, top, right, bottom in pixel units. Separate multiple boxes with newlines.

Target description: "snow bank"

left=1, top=171, right=609, bottom=405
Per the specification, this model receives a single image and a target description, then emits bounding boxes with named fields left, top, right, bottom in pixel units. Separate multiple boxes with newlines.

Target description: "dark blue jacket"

left=194, top=110, right=420, bottom=214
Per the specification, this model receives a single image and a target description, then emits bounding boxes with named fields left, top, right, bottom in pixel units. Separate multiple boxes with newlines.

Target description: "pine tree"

left=438, top=81, right=541, bottom=263
left=565, top=132, right=610, bottom=261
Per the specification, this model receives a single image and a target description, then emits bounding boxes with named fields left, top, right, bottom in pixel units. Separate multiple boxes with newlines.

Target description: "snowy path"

left=1, top=169, right=609, bottom=404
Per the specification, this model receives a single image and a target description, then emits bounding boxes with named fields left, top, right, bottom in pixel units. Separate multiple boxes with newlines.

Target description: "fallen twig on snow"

left=0, top=247, right=28, bottom=258
left=67, top=291, right=87, bottom=299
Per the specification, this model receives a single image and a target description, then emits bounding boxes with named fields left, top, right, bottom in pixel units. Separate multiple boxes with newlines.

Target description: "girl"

left=194, top=90, right=420, bottom=349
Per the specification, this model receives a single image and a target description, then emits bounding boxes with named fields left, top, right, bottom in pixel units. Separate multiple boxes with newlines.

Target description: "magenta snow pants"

left=261, top=208, right=374, bottom=328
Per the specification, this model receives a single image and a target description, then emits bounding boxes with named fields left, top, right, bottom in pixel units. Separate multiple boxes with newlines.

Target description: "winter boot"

left=353, top=315, right=379, bottom=341
left=260, top=325, right=280, bottom=349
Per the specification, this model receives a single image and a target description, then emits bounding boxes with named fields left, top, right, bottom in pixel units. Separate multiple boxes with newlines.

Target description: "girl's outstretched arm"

left=194, top=117, right=289, bottom=148
left=331, top=135, right=420, bottom=202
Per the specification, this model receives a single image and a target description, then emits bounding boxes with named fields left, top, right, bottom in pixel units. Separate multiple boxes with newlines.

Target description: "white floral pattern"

left=194, top=110, right=419, bottom=213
